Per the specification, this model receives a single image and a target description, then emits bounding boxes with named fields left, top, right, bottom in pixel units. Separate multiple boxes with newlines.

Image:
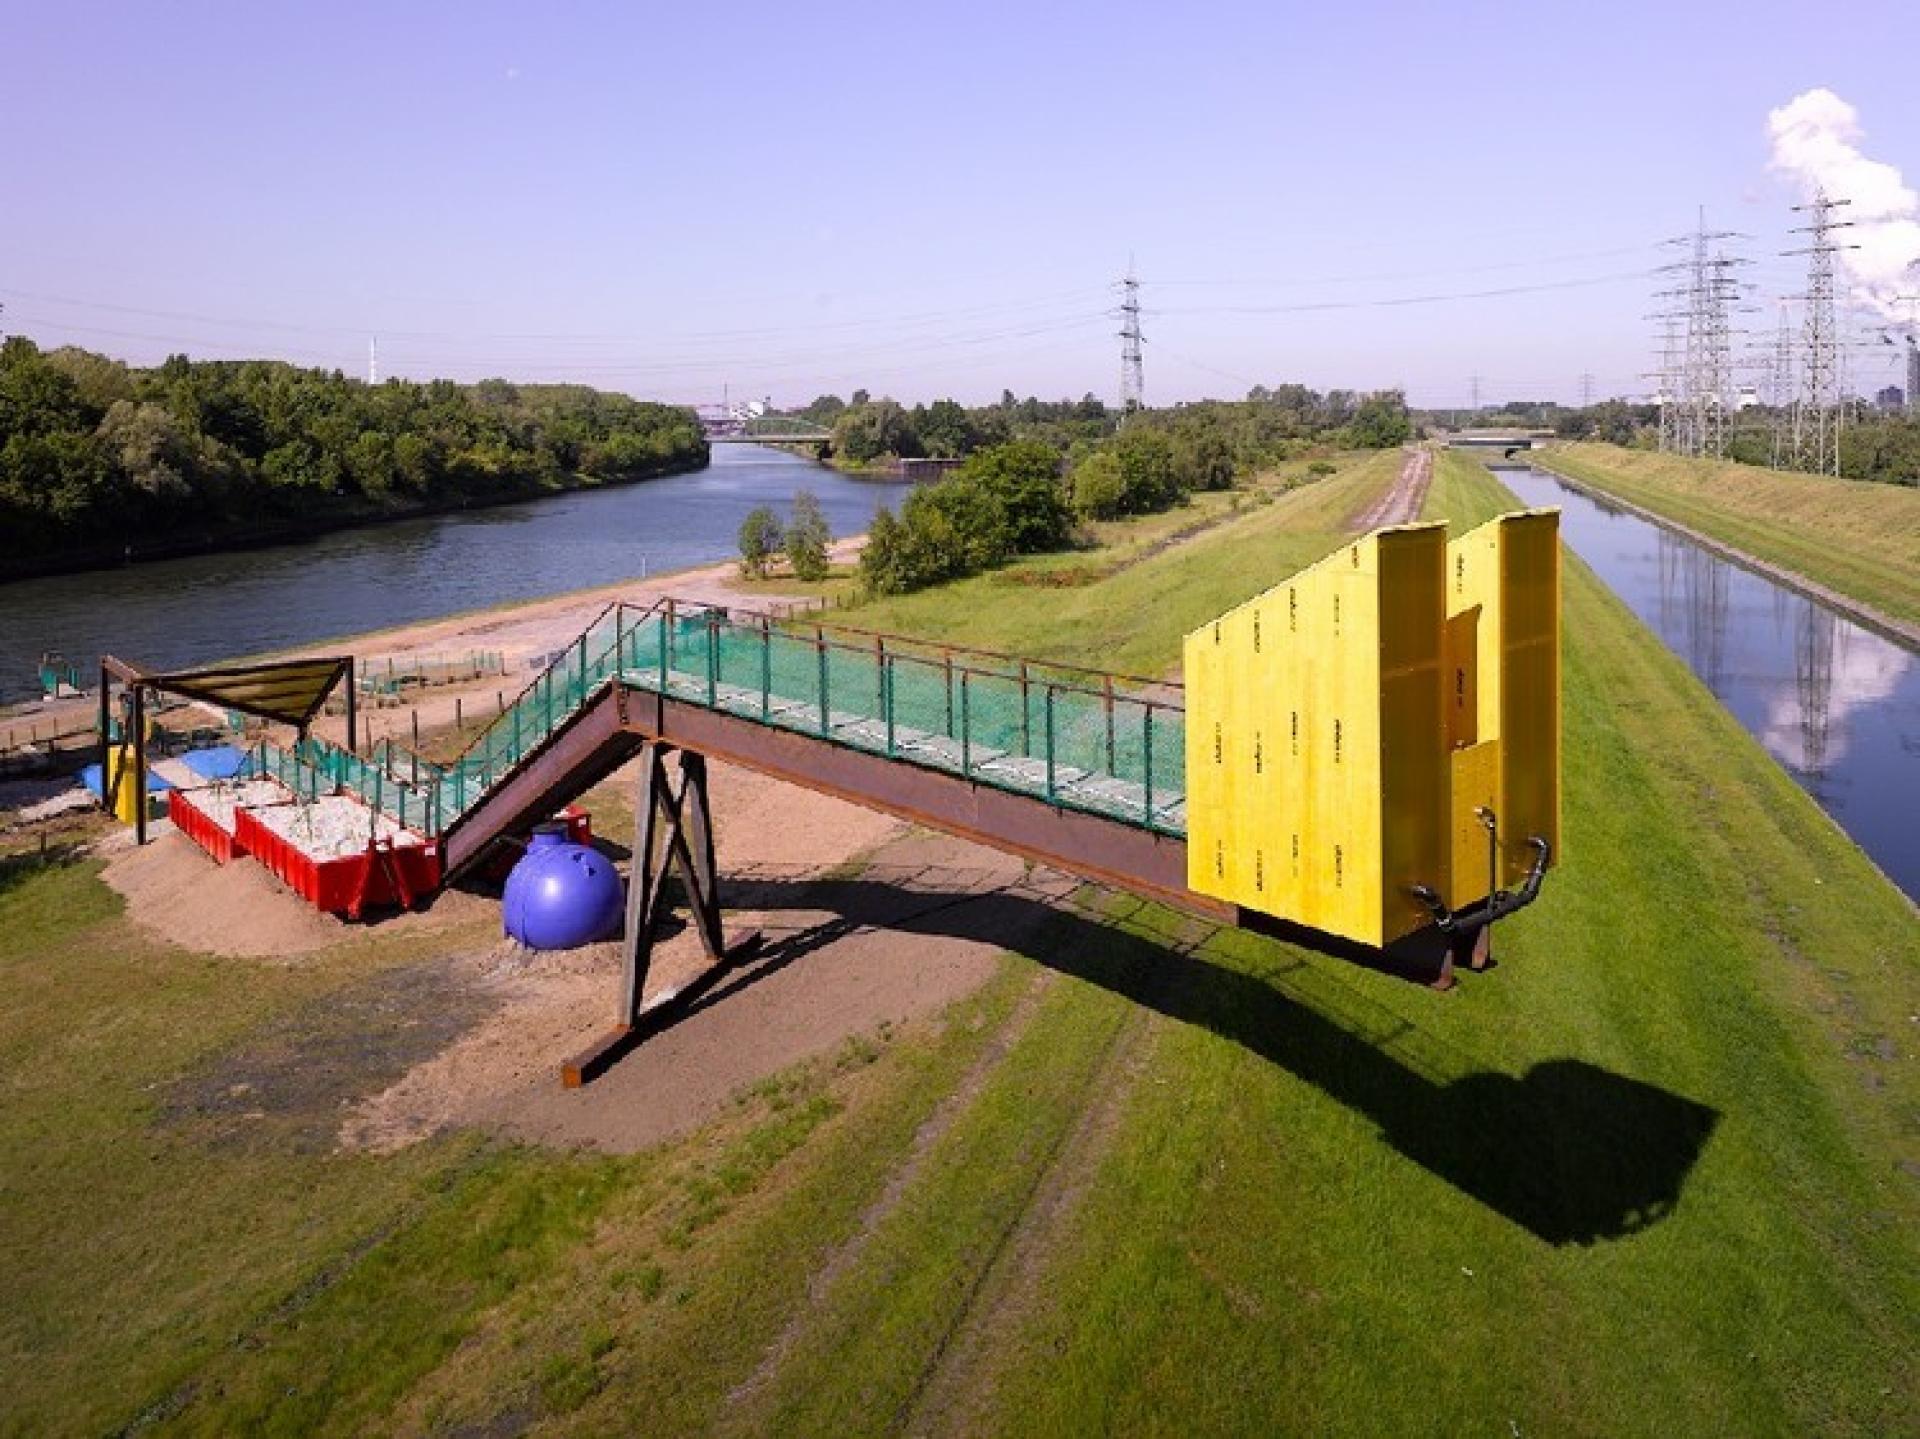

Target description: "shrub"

left=784, top=491, right=832, bottom=581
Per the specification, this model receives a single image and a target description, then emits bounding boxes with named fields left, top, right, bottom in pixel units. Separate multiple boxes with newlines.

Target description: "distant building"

left=1735, top=386, right=1762, bottom=411
left=1875, top=385, right=1905, bottom=412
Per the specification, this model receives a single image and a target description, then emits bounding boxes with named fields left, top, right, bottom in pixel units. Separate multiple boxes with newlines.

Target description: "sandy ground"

left=341, top=758, right=1074, bottom=1154
left=100, top=823, right=494, bottom=960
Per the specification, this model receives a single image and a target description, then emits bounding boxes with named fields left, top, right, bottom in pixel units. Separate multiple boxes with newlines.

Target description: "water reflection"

left=1497, top=466, right=1920, bottom=901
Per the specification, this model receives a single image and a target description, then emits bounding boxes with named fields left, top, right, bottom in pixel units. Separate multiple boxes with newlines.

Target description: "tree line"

left=792, top=384, right=1410, bottom=472
left=0, top=338, right=709, bottom=570
left=746, top=386, right=1413, bottom=598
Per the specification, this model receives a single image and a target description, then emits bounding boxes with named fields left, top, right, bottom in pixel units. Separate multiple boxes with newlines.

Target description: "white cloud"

left=1768, top=88, right=1920, bottom=320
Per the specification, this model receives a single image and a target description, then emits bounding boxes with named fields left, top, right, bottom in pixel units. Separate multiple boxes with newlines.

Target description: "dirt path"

left=1350, top=446, right=1434, bottom=532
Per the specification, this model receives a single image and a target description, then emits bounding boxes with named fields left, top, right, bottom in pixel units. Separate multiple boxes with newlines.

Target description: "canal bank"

left=1526, top=449, right=1920, bottom=652
left=0, top=445, right=911, bottom=707
left=1495, top=461, right=1920, bottom=902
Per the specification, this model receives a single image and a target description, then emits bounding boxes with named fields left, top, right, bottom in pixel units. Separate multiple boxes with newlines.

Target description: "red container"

left=170, top=788, right=243, bottom=864
left=478, top=805, right=595, bottom=884
left=233, top=805, right=443, bottom=916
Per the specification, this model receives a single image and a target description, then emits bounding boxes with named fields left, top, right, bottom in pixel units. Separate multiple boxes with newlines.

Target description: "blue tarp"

left=79, top=763, right=173, bottom=800
left=180, top=745, right=247, bottom=781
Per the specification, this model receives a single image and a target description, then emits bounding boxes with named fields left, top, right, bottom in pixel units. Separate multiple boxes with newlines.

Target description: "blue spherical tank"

left=502, top=826, right=625, bottom=950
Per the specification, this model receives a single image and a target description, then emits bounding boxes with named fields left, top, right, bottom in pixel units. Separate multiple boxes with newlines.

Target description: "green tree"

left=785, top=490, right=833, bottom=580
left=956, top=439, right=1071, bottom=552
left=1070, top=452, right=1129, bottom=519
left=1349, top=391, right=1413, bottom=448
left=737, top=505, right=783, bottom=578
left=916, top=398, right=977, bottom=459
left=831, top=399, right=920, bottom=465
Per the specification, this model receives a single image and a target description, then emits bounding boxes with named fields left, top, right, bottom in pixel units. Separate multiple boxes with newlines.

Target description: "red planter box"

left=169, top=788, right=242, bottom=864
left=234, top=805, right=443, bottom=916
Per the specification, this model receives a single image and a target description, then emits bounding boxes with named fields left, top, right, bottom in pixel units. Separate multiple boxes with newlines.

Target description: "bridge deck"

left=255, top=599, right=1189, bottom=889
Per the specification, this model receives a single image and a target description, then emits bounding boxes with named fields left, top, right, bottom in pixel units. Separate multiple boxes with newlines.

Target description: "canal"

left=1496, top=464, right=1920, bottom=903
left=0, top=446, right=910, bottom=707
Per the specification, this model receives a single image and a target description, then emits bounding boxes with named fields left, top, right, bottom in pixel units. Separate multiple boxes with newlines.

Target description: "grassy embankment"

left=1, top=448, right=1915, bottom=1435
left=1535, top=442, right=1920, bottom=630
left=728, top=452, right=1371, bottom=638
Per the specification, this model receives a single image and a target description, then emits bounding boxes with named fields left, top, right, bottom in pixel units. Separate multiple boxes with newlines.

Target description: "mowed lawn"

left=1, top=453, right=1915, bottom=1436
left=1537, top=442, right=1920, bottom=628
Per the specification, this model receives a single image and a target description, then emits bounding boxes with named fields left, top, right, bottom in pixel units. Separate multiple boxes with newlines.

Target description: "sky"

left=2, top=0, right=1917, bottom=411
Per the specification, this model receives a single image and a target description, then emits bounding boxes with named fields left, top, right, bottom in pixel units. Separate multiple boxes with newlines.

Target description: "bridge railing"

left=414, top=595, right=1190, bottom=844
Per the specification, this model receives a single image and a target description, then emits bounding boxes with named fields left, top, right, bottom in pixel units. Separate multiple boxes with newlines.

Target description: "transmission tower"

left=1116, top=266, right=1145, bottom=414
left=1768, top=303, right=1795, bottom=468
left=1784, top=191, right=1856, bottom=475
left=1646, top=305, right=1685, bottom=452
left=368, top=335, right=379, bottom=385
left=1653, top=214, right=1748, bottom=459
left=1579, top=371, right=1595, bottom=407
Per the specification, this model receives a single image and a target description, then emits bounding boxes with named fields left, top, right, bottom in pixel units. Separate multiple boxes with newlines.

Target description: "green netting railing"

left=242, top=738, right=444, bottom=835
left=344, top=598, right=1186, bottom=843
left=603, top=601, right=1187, bottom=836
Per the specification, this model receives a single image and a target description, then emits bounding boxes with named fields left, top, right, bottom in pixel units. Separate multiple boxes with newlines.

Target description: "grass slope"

left=1536, top=442, right=1920, bottom=628
left=841, top=450, right=1403, bottom=676
left=0, top=451, right=1914, bottom=1436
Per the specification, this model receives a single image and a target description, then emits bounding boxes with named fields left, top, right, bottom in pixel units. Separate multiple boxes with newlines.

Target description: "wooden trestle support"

left=561, top=741, right=762, bottom=1087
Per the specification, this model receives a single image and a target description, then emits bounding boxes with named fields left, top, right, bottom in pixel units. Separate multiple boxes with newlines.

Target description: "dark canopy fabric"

left=144, top=656, right=351, bottom=730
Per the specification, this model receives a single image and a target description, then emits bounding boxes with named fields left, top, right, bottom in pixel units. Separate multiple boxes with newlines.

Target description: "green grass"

left=839, top=450, right=1403, bottom=676
left=1, top=446, right=1914, bottom=1435
left=1536, top=442, right=1920, bottom=628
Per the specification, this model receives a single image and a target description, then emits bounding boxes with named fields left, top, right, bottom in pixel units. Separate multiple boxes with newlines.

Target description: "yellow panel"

left=1496, top=511, right=1562, bottom=881
left=1186, top=508, right=1558, bottom=948
left=1443, top=510, right=1561, bottom=895
left=1185, top=522, right=1448, bottom=949
left=1447, top=738, right=1501, bottom=909
left=1374, top=527, right=1449, bottom=943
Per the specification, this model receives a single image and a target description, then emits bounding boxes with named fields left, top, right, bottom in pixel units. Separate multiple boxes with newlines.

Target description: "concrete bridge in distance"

left=1437, top=428, right=1556, bottom=451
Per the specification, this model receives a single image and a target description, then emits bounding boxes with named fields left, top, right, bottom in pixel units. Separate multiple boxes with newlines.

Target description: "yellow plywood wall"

left=1443, top=511, right=1561, bottom=904
left=1184, top=523, right=1449, bottom=948
left=1185, top=507, right=1558, bottom=950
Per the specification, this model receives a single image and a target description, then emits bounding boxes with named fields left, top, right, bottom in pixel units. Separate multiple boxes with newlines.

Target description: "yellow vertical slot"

left=1496, top=511, right=1561, bottom=881
left=1374, top=526, right=1449, bottom=944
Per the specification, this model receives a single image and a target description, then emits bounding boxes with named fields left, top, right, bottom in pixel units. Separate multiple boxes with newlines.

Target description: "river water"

left=1496, top=464, right=1920, bottom=902
left=0, top=446, right=910, bottom=706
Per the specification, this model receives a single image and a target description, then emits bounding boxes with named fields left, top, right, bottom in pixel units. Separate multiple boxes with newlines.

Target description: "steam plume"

left=1768, top=88, right=1920, bottom=321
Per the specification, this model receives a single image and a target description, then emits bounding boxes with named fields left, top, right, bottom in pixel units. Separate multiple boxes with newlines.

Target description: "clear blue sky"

left=3, top=1, right=1915, bottom=409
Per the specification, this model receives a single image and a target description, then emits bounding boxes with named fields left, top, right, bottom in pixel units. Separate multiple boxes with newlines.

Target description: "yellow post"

left=105, top=743, right=145, bottom=826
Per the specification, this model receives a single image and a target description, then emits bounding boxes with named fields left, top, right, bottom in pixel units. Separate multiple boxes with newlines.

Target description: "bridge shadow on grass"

left=701, top=871, right=1718, bottom=1248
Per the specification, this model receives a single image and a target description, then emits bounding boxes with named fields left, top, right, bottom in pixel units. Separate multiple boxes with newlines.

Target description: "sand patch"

left=341, top=768, right=1070, bottom=1156
left=100, top=829, right=488, bottom=960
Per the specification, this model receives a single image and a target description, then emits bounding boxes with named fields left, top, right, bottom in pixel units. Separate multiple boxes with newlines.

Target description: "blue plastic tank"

left=502, top=825, right=625, bottom=950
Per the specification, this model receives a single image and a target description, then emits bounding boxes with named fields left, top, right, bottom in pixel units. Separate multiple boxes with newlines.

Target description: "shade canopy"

left=136, top=655, right=352, bottom=731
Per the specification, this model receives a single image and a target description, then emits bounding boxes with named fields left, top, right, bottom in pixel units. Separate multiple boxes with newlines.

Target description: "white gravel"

left=182, top=779, right=295, bottom=835
left=245, top=793, right=426, bottom=861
